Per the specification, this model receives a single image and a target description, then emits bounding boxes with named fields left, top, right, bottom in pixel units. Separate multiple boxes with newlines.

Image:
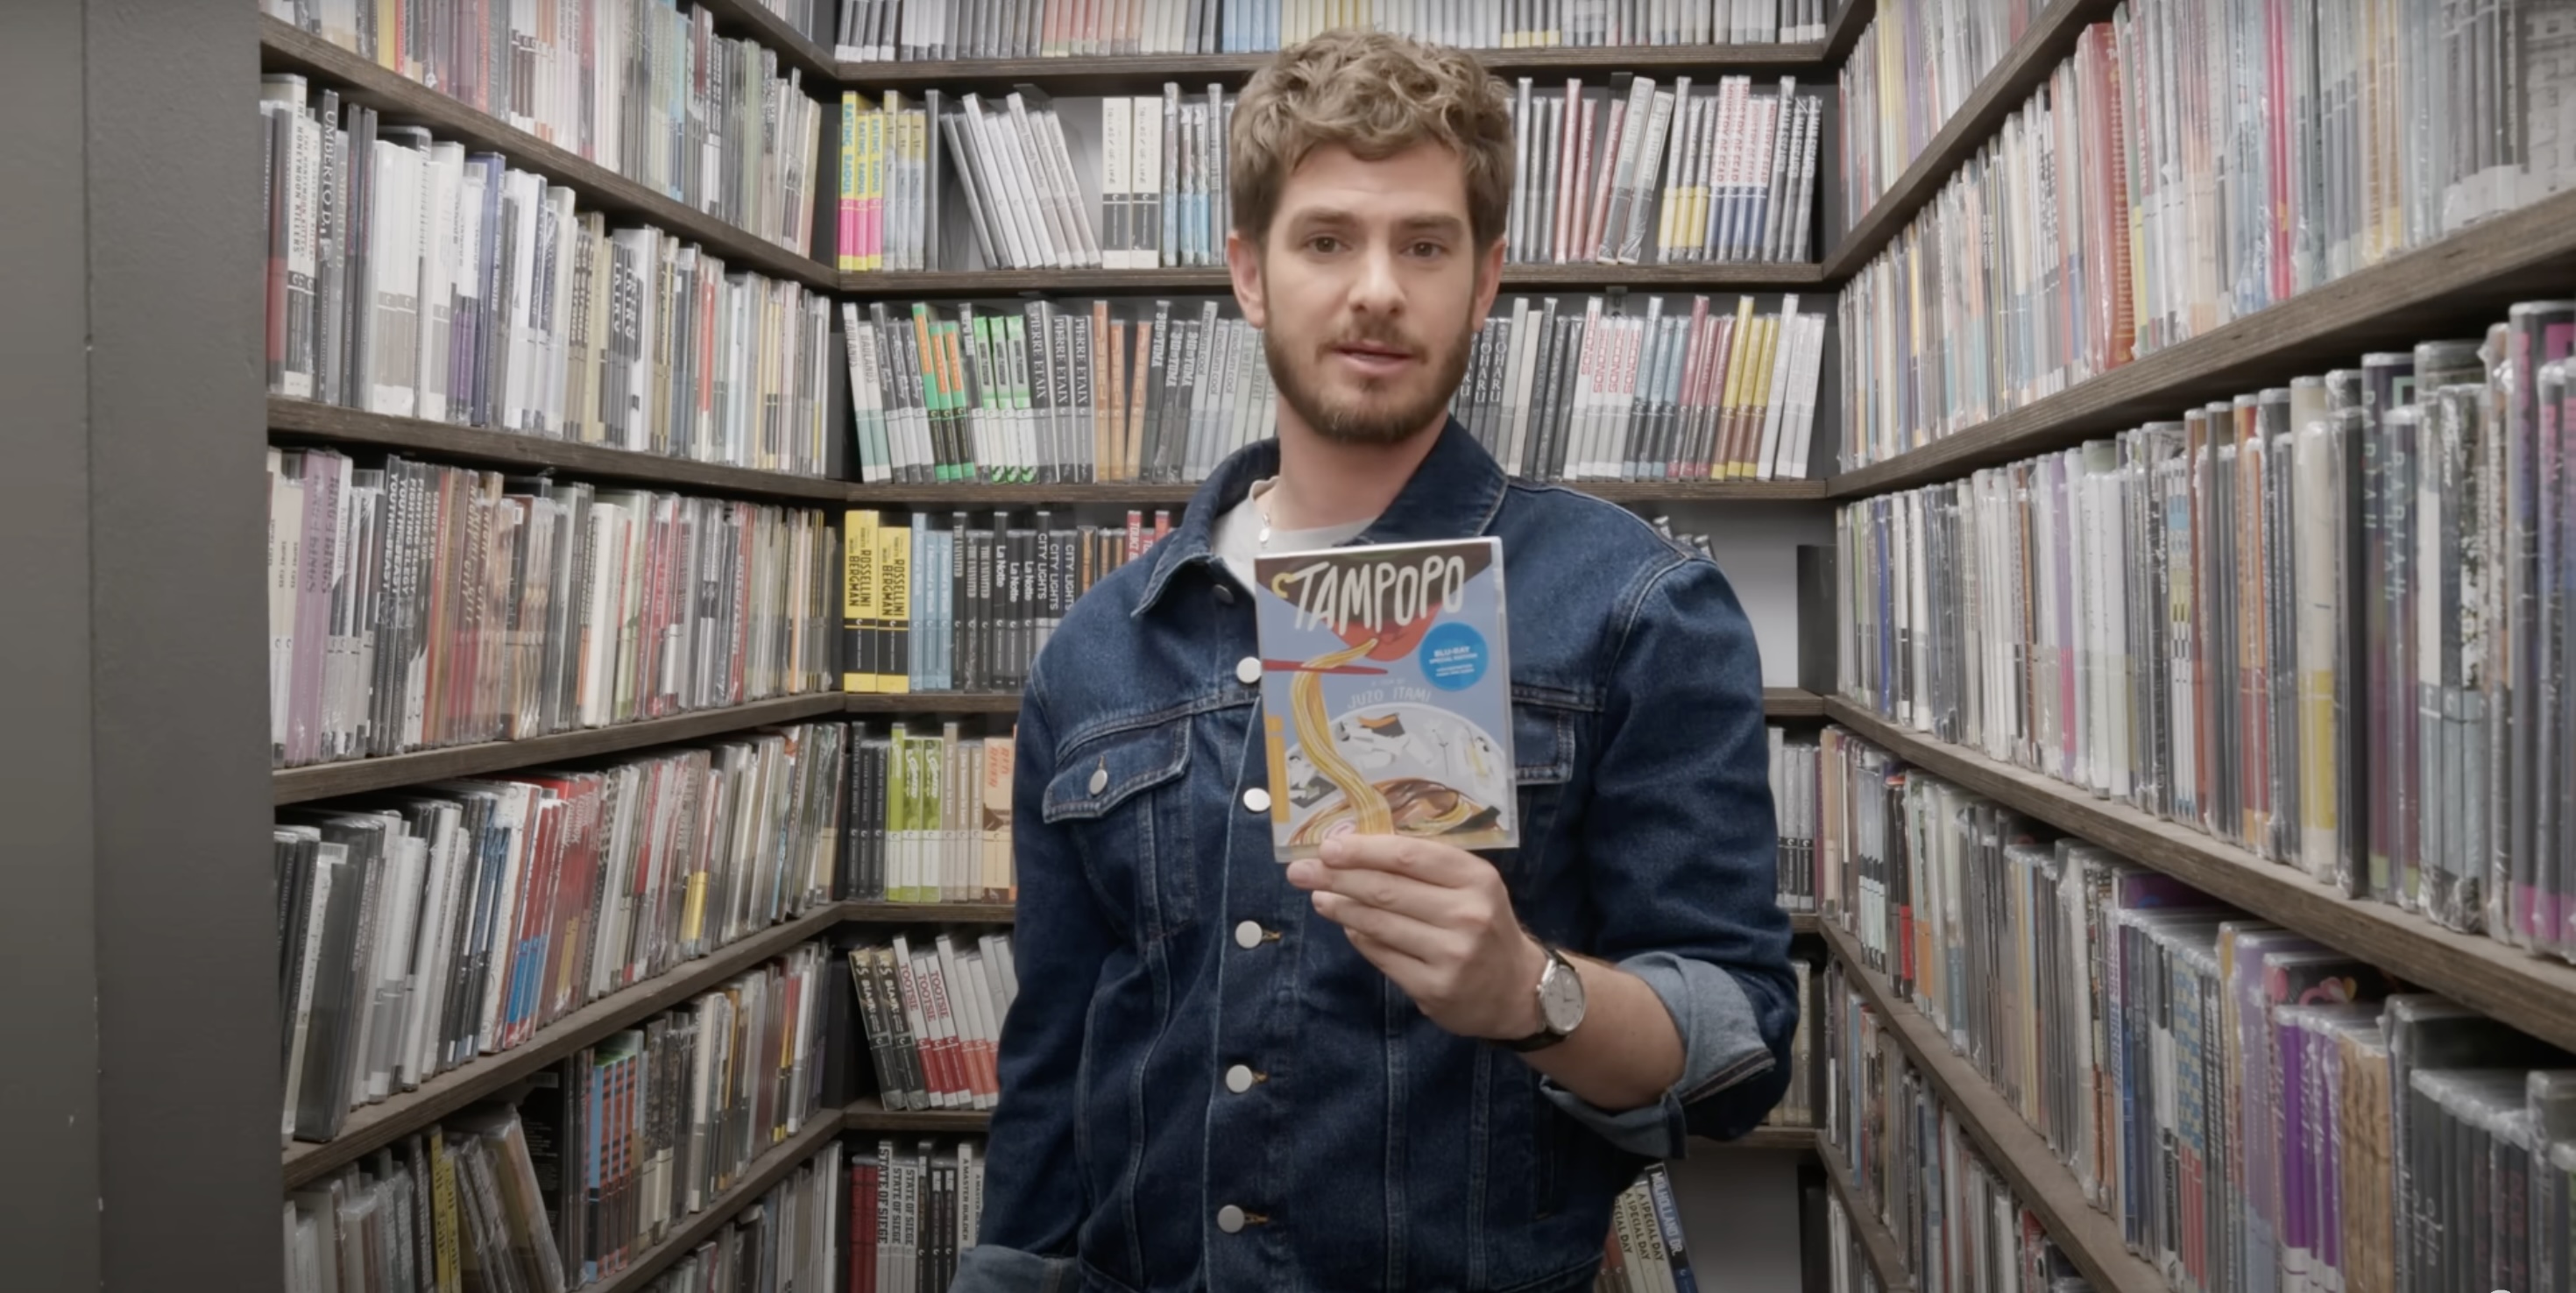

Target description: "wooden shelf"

left=832, top=1102, right=1822, bottom=1144
left=832, top=42, right=1835, bottom=98
left=1578, top=478, right=1829, bottom=501
left=839, top=262, right=1825, bottom=298
left=258, top=17, right=835, bottom=292
left=269, top=688, right=1822, bottom=806
left=1819, top=0, right=2120, bottom=282
left=1826, top=185, right=2576, bottom=498
left=1763, top=688, right=1826, bottom=718
left=689, top=0, right=839, bottom=85
left=265, top=401, right=1833, bottom=510
left=1710, top=1124, right=1819, bottom=1153
left=842, top=267, right=1232, bottom=297
left=273, top=695, right=846, bottom=805
left=1819, top=0, right=1878, bottom=65
left=1816, top=920, right=2162, bottom=1293
left=845, top=689, right=1821, bottom=721
left=1823, top=697, right=2576, bottom=1058
left=280, top=903, right=851, bottom=1190
left=266, top=399, right=849, bottom=503
left=1498, top=262, right=1825, bottom=290
left=849, top=479, right=1201, bottom=505
left=845, top=477, right=1827, bottom=505
left=846, top=691, right=1027, bottom=714
left=1787, top=912, right=1821, bottom=935
left=1815, top=1132, right=1916, bottom=1292
left=585, top=1113, right=846, bottom=1293
left=842, top=900, right=1016, bottom=924
left=842, top=1094, right=996, bottom=1134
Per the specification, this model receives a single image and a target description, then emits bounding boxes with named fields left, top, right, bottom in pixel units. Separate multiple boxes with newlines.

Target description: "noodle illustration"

left=1288, top=636, right=1394, bottom=837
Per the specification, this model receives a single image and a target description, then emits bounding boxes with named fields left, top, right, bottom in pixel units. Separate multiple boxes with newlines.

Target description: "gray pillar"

left=84, top=0, right=280, bottom=1289
left=0, top=0, right=105, bottom=1288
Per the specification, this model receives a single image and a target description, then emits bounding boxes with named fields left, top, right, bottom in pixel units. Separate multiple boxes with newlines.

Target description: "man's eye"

left=1408, top=241, right=1447, bottom=258
left=1306, top=236, right=1343, bottom=254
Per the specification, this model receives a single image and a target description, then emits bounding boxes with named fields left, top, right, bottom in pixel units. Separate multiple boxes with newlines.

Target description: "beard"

left=1263, top=308, right=1474, bottom=448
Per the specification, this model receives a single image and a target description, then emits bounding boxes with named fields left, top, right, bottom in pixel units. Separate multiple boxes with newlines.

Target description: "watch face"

left=1538, top=954, right=1586, bottom=1034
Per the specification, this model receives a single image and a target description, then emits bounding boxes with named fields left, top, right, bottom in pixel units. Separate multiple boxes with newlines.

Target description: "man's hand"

left=1286, top=831, right=1690, bottom=1113
left=1284, top=834, right=1546, bottom=1042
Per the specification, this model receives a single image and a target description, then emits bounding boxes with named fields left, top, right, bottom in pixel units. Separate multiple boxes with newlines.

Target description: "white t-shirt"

left=1209, top=477, right=1375, bottom=594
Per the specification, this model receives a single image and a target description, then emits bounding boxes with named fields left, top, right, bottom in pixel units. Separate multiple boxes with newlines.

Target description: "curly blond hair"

left=1228, top=29, right=1516, bottom=251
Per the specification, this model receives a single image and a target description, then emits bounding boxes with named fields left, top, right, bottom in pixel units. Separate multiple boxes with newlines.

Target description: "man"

left=958, top=29, right=1797, bottom=1293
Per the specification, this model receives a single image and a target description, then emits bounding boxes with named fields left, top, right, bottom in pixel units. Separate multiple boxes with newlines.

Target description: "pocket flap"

left=1043, top=722, right=1192, bottom=823
left=1512, top=702, right=1575, bottom=787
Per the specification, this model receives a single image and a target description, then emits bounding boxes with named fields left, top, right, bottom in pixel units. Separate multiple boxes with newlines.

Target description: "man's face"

left=1229, top=141, right=1504, bottom=447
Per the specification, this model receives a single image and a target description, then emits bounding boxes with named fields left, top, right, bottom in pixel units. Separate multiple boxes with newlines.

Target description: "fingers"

left=1341, top=925, right=1434, bottom=980
left=1309, top=888, right=1456, bottom=963
left=1316, top=833, right=1482, bottom=887
left=1287, top=854, right=1454, bottom=922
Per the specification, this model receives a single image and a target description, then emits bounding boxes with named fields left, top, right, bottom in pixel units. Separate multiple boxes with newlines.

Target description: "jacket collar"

left=1132, top=415, right=1510, bottom=617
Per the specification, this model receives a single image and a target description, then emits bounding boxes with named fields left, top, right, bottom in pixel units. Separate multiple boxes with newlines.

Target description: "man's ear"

left=1228, top=229, right=1267, bottom=330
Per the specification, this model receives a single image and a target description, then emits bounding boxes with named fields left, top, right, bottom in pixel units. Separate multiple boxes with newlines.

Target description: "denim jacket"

left=957, top=419, right=1799, bottom=1293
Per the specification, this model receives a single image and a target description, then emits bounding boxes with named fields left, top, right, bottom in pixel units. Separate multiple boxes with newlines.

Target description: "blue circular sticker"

left=1418, top=622, right=1488, bottom=692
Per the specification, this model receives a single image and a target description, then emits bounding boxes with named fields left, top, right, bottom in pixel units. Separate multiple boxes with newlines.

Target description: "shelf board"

left=842, top=1094, right=996, bottom=1133
left=1579, top=478, right=1830, bottom=501
left=1819, top=0, right=1878, bottom=65
left=1816, top=920, right=2163, bottom=1293
left=839, top=261, right=1825, bottom=298
left=258, top=17, right=835, bottom=292
left=266, top=399, right=849, bottom=502
left=849, top=479, right=1201, bottom=505
left=846, top=691, right=1026, bottom=714
left=585, top=1113, right=846, bottom=1293
left=1815, top=1132, right=1917, bottom=1292
left=688, top=0, right=839, bottom=84
left=845, top=477, right=1827, bottom=505
left=1710, top=1124, right=1819, bottom=1153
left=1787, top=912, right=1821, bottom=935
left=841, top=900, right=1016, bottom=924
left=1498, top=262, right=1825, bottom=290
left=265, top=402, right=1834, bottom=509
left=1826, top=182, right=2576, bottom=498
left=1823, top=697, right=2576, bottom=1058
left=1819, top=0, right=2120, bottom=282
left=273, top=695, right=846, bottom=805
left=280, top=904, right=851, bottom=1190
left=842, top=267, right=1231, bottom=297
left=271, top=687, right=1822, bottom=806
left=832, top=42, right=1833, bottom=98
left=841, top=689, right=1820, bottom=720
left=836, top=1102, right=1820, bottom=1144
left=1763, top=687, right=1826, bottom=718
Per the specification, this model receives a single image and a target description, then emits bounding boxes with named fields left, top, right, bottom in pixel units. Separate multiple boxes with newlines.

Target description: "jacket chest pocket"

left=1042, top=719, right=1198, bottom=942
left=1483, top=698, right=1579, bottom=894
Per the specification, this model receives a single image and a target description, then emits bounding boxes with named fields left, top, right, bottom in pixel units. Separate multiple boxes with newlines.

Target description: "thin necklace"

left=1254, top=484, right=1275, bottom=548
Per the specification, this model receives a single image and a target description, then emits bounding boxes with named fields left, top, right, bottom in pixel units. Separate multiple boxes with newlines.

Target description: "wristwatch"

left=1502, top=944, right=1586, bottom=1052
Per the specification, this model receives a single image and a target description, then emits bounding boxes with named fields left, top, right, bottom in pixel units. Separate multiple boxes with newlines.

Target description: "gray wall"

left=1, top=0, right=106, bottom=1287
left=1, top=2, right=280, bottom=1289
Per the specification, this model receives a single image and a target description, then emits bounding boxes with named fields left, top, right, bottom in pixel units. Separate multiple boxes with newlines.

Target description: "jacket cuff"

left=952, top=1243, right=1082, bottom=1293
left=1538, top=951, right=1773, bottom=1159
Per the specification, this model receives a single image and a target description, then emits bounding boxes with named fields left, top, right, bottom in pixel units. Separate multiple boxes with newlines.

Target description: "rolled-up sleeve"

left=1540, top=553, right=1800, bottom=1160
left=955, top=679, right=1112, bottom=1293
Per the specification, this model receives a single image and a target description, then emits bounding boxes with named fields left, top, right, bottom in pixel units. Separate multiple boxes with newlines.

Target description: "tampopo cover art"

left=1251, top=536, right=1516, bottom=862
